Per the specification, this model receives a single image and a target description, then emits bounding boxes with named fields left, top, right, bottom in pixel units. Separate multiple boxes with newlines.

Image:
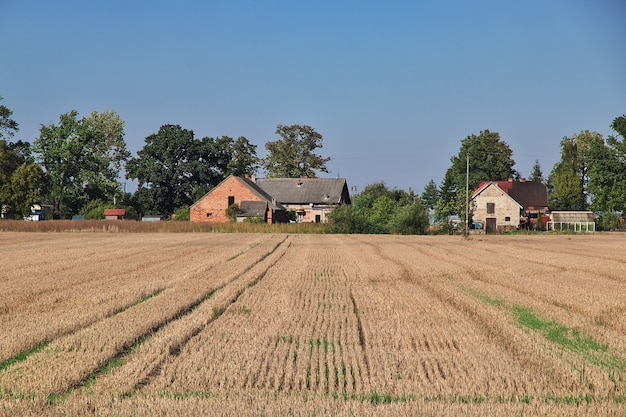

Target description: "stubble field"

left=0, top=232, right=625, bottom=416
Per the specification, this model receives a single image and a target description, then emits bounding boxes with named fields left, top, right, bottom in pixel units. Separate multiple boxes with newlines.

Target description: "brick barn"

left=189, top=175, right=287, bottom=224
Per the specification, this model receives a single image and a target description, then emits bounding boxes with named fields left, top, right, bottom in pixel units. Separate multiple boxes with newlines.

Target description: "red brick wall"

left=190, top=177, right=264, bottom=223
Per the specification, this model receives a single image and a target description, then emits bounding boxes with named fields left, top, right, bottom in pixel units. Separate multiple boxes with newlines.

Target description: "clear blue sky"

left=2, top=0, right=625, bottom=193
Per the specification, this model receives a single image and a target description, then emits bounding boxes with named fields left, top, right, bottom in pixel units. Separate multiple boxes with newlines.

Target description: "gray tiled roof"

left=254, top=178, right=351, bottom=205
left=239, top=201, right=268, bottom=217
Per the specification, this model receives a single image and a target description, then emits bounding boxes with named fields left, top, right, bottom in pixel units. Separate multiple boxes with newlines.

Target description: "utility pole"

left=465, top=150, right=469, bottom=237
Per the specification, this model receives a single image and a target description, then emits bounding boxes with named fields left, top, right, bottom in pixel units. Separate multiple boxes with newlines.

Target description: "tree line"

left=0, top=97, right=330, bottom=220
left=1, top=95, right=624, bottom=231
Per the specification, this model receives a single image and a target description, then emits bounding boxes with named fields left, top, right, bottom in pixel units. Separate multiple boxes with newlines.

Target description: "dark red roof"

left=475, top=180, right=548, bottom=210
left=104, top=208, right=126, bottom=216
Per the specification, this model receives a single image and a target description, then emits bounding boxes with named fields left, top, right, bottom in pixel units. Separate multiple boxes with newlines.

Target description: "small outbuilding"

left=104, top=208, right=126, bottom=220
left=547, top=211, right=595, bottom=232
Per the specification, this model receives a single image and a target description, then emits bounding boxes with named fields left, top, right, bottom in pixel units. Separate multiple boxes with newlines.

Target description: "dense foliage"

left=262, top=124, right=330, bottom=178
left=127, top=125, right=259, bottom=217
left=327, top=182, right=429, bottom=234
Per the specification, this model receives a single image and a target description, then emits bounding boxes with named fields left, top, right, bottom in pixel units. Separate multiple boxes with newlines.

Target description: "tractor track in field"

left=0, top=235, right=290, bottom=400
left=358, top=238, right=571, bottom=388
left=130, top=238, right=291, bottom=393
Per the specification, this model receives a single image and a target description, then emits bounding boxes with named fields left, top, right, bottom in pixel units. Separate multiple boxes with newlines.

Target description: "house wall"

left=190, top=177, right=267, bottom=223
left=284, top=204, right=335, bottom=223
left=473, top=186, right=521, bottom=230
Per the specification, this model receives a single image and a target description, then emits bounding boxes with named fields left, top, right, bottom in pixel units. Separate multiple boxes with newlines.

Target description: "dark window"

left=487, top=203, right=495, bottom=214
left=228, top=196, right=235, bottom=206
left=206, top=213, right=212, bottom=218
left=505, top=216, right=511, bottom=222
left=315, top=214, right=321, bottom=223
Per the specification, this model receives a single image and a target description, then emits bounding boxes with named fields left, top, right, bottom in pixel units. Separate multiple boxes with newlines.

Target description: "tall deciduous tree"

left=127, top=126, right=259, bottom=216
left=585, top=116, right=626, bottom=215
left=33, top=110, right=129, bottom=218
left=547, top=130, right=603, bottom=211
left=0, top=96, right=19, bottom=139
left=263, top=124, right=330, bottom=178
left=439, top=130, right=517, bottom=217
left=126, top=125, right=199, bottom=216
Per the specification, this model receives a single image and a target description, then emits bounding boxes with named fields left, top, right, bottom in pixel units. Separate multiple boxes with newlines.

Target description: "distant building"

left=190, top=175, right=287, bottom=224
left=190, top=175, right=352, bottom=224
left=104, top=208, right=126, bottom=220
left=471, top=179, right=548, bottom=232
left=254, top=177, right=351, bottom=223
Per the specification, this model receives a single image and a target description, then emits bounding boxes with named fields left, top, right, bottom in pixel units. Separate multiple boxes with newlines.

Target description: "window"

left=206, top=213, right=212, bottom=218
left=487, top=203, right=495, bottom=214
left=505, top=216, right=511, bottom=222
left=228, top=196, right=235, bottom=206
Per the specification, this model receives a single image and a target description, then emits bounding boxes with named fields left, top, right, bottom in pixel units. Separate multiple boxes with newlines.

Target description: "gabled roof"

left=254, top=178, right=351, bottom=205
left=104, top=208, right=126, bottom=216
left=473, top=180, right=548, bottom=210
left=472, top=182, right=523, bottom=209
left=190, top=175, right=285, bottom=211
left=551, top=211, right=594, bottom=223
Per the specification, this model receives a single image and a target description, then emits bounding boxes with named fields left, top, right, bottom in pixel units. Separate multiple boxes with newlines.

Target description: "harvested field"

left=1, top=232, right=625, bottom=416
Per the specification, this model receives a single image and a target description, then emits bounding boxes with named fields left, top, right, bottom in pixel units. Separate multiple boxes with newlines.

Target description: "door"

left=486, top=217, right=497, bottom=233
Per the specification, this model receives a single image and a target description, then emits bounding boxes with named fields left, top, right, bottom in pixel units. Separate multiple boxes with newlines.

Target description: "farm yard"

left=0, top=232, right=625, bottom=416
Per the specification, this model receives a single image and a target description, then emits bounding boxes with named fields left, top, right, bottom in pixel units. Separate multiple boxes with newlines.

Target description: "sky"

left=1, top=0, right=625, bottom=194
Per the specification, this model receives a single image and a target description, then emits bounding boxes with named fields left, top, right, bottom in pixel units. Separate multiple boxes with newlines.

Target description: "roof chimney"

left=508, top=178, right=513, bottom=182
left=244, top=173, right=250, bottom=179
left=520, top=178, right=526, bottom=182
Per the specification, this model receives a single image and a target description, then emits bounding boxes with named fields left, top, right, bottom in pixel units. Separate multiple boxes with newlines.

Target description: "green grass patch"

left=0, top=341, right=50, bottom=372
left=463, top=286, right=624, bottom=370
left=512, top=306, right=607, bottom=354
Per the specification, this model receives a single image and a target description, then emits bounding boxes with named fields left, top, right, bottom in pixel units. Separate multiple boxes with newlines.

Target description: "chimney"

left=508, top=178, right=513, bottom=182
left=244, top=173, right=250, bottom=179
left=520, top=178, right=526, bottom=182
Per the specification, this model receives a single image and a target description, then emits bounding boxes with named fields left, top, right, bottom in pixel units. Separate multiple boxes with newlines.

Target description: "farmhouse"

left=254, top=177, right=351, bottom=223
left=190, top=175, right=287, bottom=224
left=190, top=175, right=352, bottom=224
left=471, top=179, right=548, bottom=232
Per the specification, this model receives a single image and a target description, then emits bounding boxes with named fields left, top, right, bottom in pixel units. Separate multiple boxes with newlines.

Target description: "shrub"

left=173, top=205, right=190, bottom=221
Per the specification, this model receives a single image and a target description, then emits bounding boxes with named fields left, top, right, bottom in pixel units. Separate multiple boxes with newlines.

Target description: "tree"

left=0, top=98, right=42, bottom=217
left=440, top=130, right=517, bottom=217
left=585, top=116, right=626, bottom=215
left=0, top=96, right=19, bottom=139
left=327, top=182, right=429, bottom=234
left=33, top=110, right=130, bottom=218
left=126, top=126, right=258, bottom=216
left=1, top=140, right=37, bottom=217
left=127, top=125, right=198, bottom=216
left=263, top=124, right=330, bottom=178
left=547, top=130, right=603, bottom=211
left=529, top=159, right=544, bottom=183
left=226, top=136, right=259, bottom=177
left=82, top=110, right=130, bottom=201
left=420, top=179, right=439, bottom=210
left=8, top=164, right=47, bottom=218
